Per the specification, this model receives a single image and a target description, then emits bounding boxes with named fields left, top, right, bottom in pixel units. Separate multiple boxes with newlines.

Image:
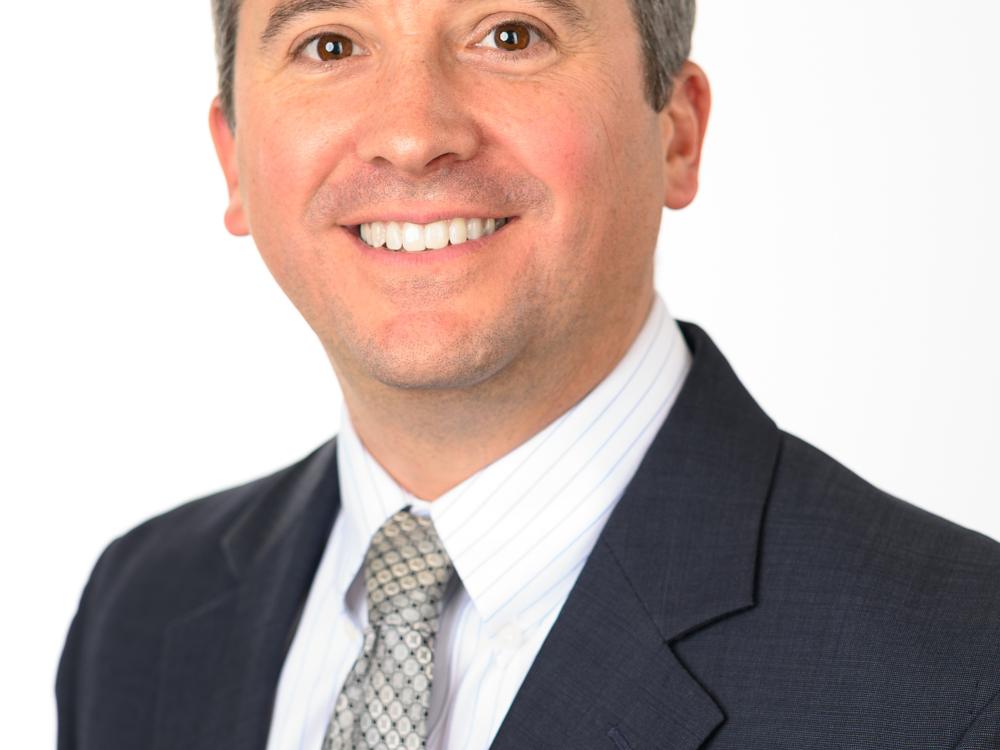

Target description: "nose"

left=355, top=52, right=482, bottom=176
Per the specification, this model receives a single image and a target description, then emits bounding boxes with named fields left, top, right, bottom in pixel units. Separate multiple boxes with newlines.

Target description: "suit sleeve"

left=55, top=540, right=119, bottom=750
left=957, top=687, right=1000, bottom=749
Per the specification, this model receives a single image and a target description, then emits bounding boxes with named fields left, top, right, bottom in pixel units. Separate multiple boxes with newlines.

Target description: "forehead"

left=252, top=0, right=594, bottom=20
left=244, top=0, right=608, bottom=42
left=258, top=0, right=593, bottom=19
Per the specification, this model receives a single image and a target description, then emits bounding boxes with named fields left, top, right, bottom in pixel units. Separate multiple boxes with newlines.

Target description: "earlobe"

left=660, top=62, right=712, bottom=211
left=208, top=97, right=250, bottom=237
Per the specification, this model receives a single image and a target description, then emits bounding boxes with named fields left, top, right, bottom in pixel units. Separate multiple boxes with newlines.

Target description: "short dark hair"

left=211, top=0, right=695, bottom=129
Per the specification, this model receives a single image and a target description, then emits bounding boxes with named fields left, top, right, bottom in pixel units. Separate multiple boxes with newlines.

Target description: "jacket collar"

left=602, top=320, right=780, bottom=642
left=220, top=438, right=341, bottom=579
left=490, top=321, right=782, bottom=750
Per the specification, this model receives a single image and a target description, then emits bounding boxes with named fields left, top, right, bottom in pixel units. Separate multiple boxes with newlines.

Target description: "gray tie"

left=323, top=509, right=455, bottom=750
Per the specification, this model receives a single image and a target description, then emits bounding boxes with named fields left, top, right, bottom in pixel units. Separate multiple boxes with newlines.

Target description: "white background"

left=2, top=1, right=998, bottom=746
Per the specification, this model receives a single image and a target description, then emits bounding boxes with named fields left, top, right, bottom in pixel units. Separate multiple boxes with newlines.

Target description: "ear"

left=659, top=61, right=712, bottom=210
left=208, top=97, right=249, bottom=236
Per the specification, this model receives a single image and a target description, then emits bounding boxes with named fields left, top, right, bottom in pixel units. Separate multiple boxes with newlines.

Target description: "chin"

left=321, top=290, right=543, bottom=393
left=355, top=324, right=526, bottom=392
left=363, top=350, right=508, bottom=392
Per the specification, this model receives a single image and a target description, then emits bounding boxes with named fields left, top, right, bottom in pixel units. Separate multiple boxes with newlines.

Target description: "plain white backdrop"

left=2, top=1, right=998, bottom=746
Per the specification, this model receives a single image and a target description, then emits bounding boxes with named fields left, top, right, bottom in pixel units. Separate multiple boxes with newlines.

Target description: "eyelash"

left=293, top=19, right=553, bottom=66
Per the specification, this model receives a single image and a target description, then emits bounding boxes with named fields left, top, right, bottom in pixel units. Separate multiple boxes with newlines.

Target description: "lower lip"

left=344, top=219, right=518, bottom=266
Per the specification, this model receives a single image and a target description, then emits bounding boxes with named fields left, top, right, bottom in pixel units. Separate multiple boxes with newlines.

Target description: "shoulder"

left=84, top=439, right=336, bottom=619
left=761, top=431, right=1000, bottom=663
left=679, top=432, right=1000, bottom=744
left=57, top=439, right=339, bottom=745
left=768, top=432, right=1000, bottom=578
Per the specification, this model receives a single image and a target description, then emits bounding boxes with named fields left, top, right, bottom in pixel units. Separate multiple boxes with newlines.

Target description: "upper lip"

left=338, top=208, right=515, bottom=226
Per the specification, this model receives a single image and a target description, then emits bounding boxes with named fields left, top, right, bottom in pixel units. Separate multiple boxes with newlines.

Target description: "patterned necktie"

left=323, top=509, right=455, bottom=750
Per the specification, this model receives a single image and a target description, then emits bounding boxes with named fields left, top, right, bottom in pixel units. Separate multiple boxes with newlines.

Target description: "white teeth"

left=358, top=217, right=508, bottom=251
left=448, top=218, right=467, bottom=245
left=402, top=222, right=425, bottom=252
left=466, top=218, right=483, bottom=240
left=385, top=221, right=403, bottom=251
left=424, top=220, right=450, bottom=250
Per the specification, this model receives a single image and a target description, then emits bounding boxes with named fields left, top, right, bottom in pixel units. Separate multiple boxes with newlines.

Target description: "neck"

left=338, top=291, right=655, bottom=500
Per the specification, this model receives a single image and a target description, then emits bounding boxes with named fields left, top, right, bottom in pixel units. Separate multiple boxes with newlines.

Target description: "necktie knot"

left=365, top=510, right=454, bottom=631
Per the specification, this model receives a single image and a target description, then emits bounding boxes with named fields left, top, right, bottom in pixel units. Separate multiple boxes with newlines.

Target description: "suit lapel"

left=491, top=322, right=782, bottom=749
left=153, top=439, right=342, bottom=750
left=488, top=538, right=726, bottom=750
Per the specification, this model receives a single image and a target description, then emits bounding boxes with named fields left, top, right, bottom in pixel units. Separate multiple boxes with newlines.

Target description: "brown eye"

left=493, top=23, right=531, bottom=51
left=314, top=33, right=353, bottom=61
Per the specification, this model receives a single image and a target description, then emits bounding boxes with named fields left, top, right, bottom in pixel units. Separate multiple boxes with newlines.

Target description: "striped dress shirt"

left=265, top=294, right=692, bottom=750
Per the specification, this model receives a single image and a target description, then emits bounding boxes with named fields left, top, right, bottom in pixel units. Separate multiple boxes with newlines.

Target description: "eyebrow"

left=259, top=0, right=589, bottom=50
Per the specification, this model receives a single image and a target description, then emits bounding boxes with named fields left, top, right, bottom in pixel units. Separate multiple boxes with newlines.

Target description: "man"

left=56, top=0, right=1000, bottom=747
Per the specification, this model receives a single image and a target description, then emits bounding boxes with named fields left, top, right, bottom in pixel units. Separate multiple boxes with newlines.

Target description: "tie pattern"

left=323, top=509, right=454, bottom=750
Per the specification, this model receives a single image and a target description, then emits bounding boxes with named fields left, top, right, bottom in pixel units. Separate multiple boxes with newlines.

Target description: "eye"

left=298, top=32, right=357, bottom=62
left=476, top=20, right=549, bottom=56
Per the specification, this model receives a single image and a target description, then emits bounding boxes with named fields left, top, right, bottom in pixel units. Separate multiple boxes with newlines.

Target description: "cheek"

left=503, top=80, right=656, bottom=279
left=237, top=89, right=358, bottom=284
left=513, top=94, right=603, bottom=209
left=242, top=91, right=353, bottom=224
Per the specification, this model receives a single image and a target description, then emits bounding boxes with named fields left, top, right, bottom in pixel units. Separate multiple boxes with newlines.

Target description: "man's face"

left=213, top=0, right=703, bottom=395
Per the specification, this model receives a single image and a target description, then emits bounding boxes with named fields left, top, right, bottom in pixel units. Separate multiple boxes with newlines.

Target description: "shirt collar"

left=336, top=293, right=691, bottom=638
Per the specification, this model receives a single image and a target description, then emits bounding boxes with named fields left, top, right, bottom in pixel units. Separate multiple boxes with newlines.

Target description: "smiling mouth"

left=354, top=217, right=512, bottom=252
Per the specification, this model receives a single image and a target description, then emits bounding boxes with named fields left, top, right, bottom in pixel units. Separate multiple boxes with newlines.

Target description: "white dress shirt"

left=266, top=294, right=692, bottom=750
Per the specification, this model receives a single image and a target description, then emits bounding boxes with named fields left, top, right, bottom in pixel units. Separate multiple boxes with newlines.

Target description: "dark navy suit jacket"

left=57, top=323, right=1000, bottom=749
